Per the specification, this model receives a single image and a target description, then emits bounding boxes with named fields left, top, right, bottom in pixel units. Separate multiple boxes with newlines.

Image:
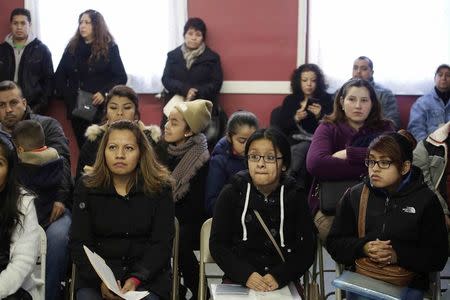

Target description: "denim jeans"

left=77, top=287, right=160, bottom=300
left=45, top=210, right=71, bottom=300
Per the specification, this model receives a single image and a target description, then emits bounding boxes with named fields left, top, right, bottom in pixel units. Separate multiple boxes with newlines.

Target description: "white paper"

left=210, top=282, right=301, bottom=300
left=163, top=94, right=185, bottom=117
left=83, top=245, right=150, bottom=300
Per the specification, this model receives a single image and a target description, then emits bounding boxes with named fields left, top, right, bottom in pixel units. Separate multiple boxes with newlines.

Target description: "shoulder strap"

left=358, top=185, right=369, bottom=238
left=253, top=209, right=285, bottom=262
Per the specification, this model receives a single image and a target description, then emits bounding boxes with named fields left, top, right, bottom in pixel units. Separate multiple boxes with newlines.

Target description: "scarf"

left=181, top=42, right=206, bottom=70
left=167, top=133, right=209, bottom=202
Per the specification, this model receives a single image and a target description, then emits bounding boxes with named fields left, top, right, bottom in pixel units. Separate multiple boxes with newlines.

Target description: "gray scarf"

left=167, top=133, right=209, bottom=202
left=181, top=42, right=206, bottom=70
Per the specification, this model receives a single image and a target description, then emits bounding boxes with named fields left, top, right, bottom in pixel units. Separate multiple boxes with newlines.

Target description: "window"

left=25, top=0, right=187, bottom=93
left=308, top=0, right=450, bottom=95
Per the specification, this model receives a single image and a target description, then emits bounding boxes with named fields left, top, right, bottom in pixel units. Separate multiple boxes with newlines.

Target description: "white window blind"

left=25, top=0, right=187, bottom=93
left=308, top=0, right=450, bottom=95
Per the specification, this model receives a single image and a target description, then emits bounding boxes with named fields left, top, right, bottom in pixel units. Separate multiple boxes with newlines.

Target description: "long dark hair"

left=67, top=9, right=114, bottom=63
left=290, top=63, right=328, bottom=100
left=0, top=131, right=23, bottom=245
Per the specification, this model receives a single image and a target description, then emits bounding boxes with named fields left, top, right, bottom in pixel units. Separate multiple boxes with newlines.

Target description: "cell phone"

left=215, top=284, right=250, bottom=295
left=308, top=98, right=320, bottom=105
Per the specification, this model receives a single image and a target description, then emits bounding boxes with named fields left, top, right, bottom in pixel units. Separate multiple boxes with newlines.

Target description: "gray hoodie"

left=5, top=32, right=36, bottom=82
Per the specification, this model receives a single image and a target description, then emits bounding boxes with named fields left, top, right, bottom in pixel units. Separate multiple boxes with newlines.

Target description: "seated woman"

left=70, top=120, right=174, bottom=300
left=0, top=132, right=40, bottom=299
left=205, top=110, right=259, bottom=216
left=306, top=78, right=394, bottom=242
left=209, top=128, right=315, bottom=292
left=162, top=99, right=212, bottom=299
left=326, top=130, right=448, bottom=300
left=278, top=64, right=332, bottom=183
left=76, top=85, right=161, bottom=181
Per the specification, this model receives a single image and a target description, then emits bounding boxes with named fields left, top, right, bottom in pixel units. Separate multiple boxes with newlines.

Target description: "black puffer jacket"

left=0, top=38, right=54, bottom=114
left=326, top=166, right=448, bottom=290
left=209, top=171, right=316, bottom=288
left=70, top=180, right=174, bottom=299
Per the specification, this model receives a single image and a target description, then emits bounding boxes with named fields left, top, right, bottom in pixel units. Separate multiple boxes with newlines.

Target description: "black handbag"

left=317, top=180, right=359, bottom=215
left=71, top=89, right=98, bottom=122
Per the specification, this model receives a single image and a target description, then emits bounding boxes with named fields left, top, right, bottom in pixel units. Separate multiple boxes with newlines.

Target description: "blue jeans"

left=346, top=287, right=424, bottom=300
left=77, top=287, right=160, bottom=300
left=45, top=210, right=71, bottom=300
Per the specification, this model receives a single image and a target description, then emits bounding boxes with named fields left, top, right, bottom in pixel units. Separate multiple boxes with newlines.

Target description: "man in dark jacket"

left=0, top=8, right=53, bottom=114
left=0, top=80, right=70, bottom=162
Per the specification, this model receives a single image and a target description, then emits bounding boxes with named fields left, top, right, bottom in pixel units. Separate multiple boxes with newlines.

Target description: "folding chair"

left=35, top=225, right=47, bottom=300
left=198, top=218, right=214, bottom=300
left=69, top=263, right=76, bottom=300
left=333, top=266, right=441, bottom=300
left=172, top=217, right=180, bottom=300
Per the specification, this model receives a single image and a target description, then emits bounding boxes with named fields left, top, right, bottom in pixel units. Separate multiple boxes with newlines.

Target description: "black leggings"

left=178, top=222, right=202, bottom=299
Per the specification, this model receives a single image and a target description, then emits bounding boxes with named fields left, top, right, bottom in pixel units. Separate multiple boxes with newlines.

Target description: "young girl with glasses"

left=327, top=130, right=448, bottom=300
left=210, top=128, right=315, bottom=294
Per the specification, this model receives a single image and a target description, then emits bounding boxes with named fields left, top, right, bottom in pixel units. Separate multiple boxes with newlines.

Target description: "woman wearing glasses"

left=306, top=78, right=394, bottom=241
left=210, top=128, right=315, bottom=292
left=326, top=130, right=448, bottom=299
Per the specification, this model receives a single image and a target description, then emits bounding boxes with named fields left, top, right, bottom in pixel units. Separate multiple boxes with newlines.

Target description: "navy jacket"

left=205, top=137, right=247, bottom=215
left=17, top=156, right=72, bottom=226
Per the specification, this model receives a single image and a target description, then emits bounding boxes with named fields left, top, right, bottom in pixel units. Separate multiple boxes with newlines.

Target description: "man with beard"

left=352, top=56, right=401, bottom=129
left=0, top=80, right=69, bottom=161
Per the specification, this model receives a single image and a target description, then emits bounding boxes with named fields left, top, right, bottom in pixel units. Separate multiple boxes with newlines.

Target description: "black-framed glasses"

left=247, top=154, right=283, bottom=164
left=364, top=159, right=393, bottom=169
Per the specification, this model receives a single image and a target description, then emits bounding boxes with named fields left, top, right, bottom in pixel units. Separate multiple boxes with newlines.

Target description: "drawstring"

left=241, top=183, right=251, bottom=241
left=241, top=183, right=285, bottom=247
left=280, top=185, right=285, bottom=247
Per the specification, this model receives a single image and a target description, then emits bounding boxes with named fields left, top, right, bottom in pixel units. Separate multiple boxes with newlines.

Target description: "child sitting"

left=12, top=119, right=72, bottom=300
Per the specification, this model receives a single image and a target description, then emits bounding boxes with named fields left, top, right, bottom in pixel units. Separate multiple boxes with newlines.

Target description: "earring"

left=282, top=167, right=287, bottom=171
left=184, top=133, right=189, bottom=137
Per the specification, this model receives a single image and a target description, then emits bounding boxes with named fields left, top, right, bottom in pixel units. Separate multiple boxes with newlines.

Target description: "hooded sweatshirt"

left=209, top=170, right=316, bottom=287
left=5, top=32, right=35, bottom=82
left=16, top=147, right=66, bottom=226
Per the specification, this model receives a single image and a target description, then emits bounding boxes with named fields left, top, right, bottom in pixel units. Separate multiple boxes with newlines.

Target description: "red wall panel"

left=188, top=0, right=299, bottom=81
left=0, top=0, right=23, bottom=39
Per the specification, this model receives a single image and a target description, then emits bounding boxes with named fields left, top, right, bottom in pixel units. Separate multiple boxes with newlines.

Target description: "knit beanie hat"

left=175, top=99, right=212, bottom=134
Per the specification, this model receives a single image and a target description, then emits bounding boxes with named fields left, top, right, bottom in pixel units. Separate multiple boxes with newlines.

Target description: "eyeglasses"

left=364, top=159, right=393, bottom=169
left=247, top=154, right=283, bottom=163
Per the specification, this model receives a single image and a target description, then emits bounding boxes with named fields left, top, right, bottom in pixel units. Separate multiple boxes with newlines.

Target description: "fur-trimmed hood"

left=84, top=121, right=162, bottom=143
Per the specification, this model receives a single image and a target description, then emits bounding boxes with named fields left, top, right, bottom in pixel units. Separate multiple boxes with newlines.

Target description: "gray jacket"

left=372, top=81, right=401, bottom=129
left=413, top=122, right=450, bottom=215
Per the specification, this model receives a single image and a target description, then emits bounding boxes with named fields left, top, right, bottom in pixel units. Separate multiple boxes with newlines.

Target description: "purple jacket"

left=306, top=121, right=394, bottom=181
